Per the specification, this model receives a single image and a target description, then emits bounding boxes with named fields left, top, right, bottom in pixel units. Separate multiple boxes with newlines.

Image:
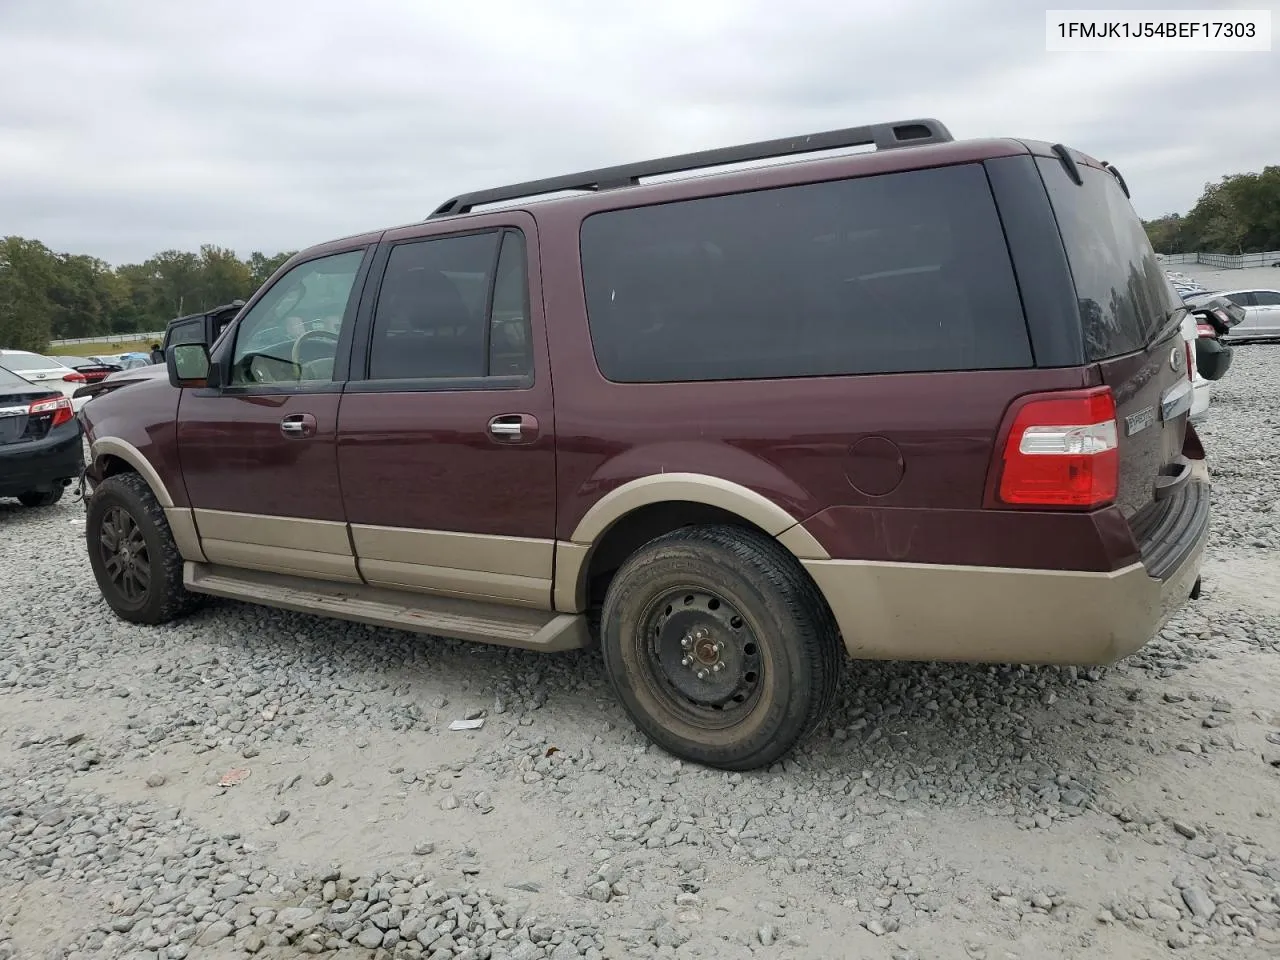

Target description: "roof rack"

left=429, top=117, right=953, bottom=218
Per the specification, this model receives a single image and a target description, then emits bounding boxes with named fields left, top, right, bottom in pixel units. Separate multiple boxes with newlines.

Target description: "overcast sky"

left=1, top=0, right=1276, bottom=265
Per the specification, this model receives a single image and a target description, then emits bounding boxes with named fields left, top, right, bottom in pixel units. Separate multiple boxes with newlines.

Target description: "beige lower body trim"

left=357, top=559, right=548, bottom=607
left=163, top=508, right=207, bottom=563
left=193, top=509, right=359, bottom=583
left=553, top=542, right=590, bottom=612
left=350, top=524, right=554, bottom=607
left=804, top=546, right=1205, bottom=666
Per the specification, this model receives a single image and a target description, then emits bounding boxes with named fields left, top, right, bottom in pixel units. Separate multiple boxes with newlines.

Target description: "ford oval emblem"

left=1170, top=345, right=1183, bottom=372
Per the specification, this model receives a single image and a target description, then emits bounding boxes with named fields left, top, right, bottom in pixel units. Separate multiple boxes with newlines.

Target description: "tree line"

left=0, top=238, right=295, bottom=352
left=1143, top=165, right=1280, bottom=256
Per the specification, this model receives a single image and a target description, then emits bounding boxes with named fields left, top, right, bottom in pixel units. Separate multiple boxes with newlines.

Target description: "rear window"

left=1036, top=158, right=1178, bottom=361
left=579, top=164, right=1032, bottom=383
left=0, top=365, right=32, bottom=389
left=0, top=352, right=59, bottom=372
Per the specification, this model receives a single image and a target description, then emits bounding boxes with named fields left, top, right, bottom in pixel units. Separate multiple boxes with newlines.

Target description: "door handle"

left=280, top=413, right=317, bottom=438
left=488, top=414, right=538, bottom=442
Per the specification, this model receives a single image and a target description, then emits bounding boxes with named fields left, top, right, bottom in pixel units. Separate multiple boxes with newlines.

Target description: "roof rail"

left=428, top=117, right=953, bottom=218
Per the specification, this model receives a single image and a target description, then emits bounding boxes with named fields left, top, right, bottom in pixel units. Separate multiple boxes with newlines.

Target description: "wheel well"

left=97, top=454, right=136, bottom=479
left=584, top=501, right=765, bottom=610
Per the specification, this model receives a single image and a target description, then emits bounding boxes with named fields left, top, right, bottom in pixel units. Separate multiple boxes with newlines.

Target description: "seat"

left=372, top=270, right=485, bottom=380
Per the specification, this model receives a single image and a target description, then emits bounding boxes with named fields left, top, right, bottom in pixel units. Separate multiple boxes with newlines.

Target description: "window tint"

left=1227, top=292, right=1255, bottom=307
left=1251, top=290, right=1280, bottom=306
left=230, top=250, right=364, bottom=386
left=488, top=231, right=533, bottom=377
left=1036, top=159, right=1178, bottom=361
left=579, top=164, right=1031, bottom=383
left=368, top=229, right=532, bottom=381
left=167, top=319, right=204, bottom=347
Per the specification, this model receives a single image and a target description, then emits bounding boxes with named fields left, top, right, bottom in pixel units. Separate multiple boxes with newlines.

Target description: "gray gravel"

left=1, top=346, right=1279, bottom=959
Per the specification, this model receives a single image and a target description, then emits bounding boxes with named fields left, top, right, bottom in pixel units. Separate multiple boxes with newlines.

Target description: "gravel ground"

left=2, top=346, right=1279, bottom=960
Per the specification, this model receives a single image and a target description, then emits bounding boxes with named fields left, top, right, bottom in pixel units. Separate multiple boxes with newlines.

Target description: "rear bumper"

left=0, top=424, right=85, bottom=497
left=803, top=477, right=1210, bottom=667
left=1189, top=378, right=1211, bottom=422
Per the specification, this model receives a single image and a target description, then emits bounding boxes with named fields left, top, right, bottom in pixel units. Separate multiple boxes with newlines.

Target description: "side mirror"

left=167, top=343, right=212, bottom=388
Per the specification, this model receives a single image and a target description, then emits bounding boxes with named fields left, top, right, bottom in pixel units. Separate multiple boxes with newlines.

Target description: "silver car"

left=1189, top=289, right=1280, bottom=342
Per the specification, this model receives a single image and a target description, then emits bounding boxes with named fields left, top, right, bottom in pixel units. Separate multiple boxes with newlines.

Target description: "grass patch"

left=45, top=336, right=158, bottom=357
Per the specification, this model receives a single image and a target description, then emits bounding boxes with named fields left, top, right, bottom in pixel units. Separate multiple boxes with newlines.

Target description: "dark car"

left=57, top=355, right=123, bottom=384
left=78, top=118, right=1210, bottom=770
left=0, top=364, right=84, bottom=507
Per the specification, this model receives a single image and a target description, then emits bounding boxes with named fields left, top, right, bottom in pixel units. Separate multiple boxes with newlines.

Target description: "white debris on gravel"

left=1, top=348, right=1279, bottom=959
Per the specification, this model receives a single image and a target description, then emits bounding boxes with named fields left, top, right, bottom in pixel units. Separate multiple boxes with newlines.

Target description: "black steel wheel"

left=600, top=524, right=842, bottom=771
left=86, top=472, right=202, bottom=624
left=638, top=587, right=766, bottom=728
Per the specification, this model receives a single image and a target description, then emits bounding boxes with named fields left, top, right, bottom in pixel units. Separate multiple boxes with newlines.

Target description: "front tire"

left=18, top=487, right=64, bottom=507
left=86, top=473, right=202, bottom=625
left=600, top=524, right=842, bottom=771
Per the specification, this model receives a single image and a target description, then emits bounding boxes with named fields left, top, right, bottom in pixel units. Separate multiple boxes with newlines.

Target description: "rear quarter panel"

left=536, top=199, right=1136, bottom=571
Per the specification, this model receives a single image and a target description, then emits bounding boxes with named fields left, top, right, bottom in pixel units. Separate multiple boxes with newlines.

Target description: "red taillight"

left=29, top=396, right=75, bottom=428
left=1185, top=341, right=1194, bottom=381
left=62, top=371, right=87, bottom=383
left=993, top=387, right=1119, bottom=509
left=1195, top=323, right=1215, bottom=338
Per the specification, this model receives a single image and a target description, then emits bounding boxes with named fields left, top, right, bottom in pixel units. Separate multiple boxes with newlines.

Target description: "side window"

left=230, top=250, right=364, bottom=386
left=1250, top=291, right=1280, bottom=306
left=1229, top=292, right=1257, bottom=307
left=579, top=164, right=1032, bottom=383
left=489, top=231, right=532, bottom=377
left=367, top=229, right=533, bottom=382
left=167, top=319, right=204, bottom=347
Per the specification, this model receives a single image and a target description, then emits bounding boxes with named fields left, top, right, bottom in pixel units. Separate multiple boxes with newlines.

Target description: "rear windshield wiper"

left=1148, top=305, right=1187, bottom=349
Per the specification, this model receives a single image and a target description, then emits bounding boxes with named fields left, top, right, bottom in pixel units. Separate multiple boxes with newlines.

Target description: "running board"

left=183, top=563, right=590, bottom=652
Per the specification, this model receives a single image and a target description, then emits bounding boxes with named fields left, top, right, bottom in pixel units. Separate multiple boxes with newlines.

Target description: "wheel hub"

left=648, top=590, right=761, bottom=710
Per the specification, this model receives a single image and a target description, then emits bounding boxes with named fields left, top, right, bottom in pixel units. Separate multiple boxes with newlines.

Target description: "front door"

left=336, top=215, right=558, bottom=608
left=177, top=246, right=372, bottom=582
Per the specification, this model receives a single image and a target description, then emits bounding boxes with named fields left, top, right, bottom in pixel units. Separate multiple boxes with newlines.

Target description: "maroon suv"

left=79, top=118, right=1210, bottom=771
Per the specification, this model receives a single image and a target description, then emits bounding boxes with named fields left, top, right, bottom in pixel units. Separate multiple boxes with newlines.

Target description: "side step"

left=183, top=563, right=590, bottom=652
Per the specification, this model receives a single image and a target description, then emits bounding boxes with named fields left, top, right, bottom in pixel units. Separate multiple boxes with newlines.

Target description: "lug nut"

left=681, top=655, right=693, bottom=667
left=712, top=662, right=725, bottom=673
left=681, top=635, right=692, bottom=649
left=696, top=668, right=709, bottom=681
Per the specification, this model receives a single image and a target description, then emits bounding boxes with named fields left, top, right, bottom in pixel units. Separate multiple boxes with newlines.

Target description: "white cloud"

left=1, top=0, right=1276, bottom=262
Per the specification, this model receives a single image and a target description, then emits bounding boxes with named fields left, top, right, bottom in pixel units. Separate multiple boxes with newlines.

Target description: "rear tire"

left=600, top=524, right=842, bottom=771
left=18, top=487, right=63, bottom=508
left=86, top=472, right=203, bottom=625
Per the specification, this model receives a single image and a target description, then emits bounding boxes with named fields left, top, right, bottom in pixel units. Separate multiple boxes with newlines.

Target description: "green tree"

left=1153, top=166, right=1280, bottom=254
left=247, top=250, right=296, bottom=290
left=0, top=237, right=58, bottom=351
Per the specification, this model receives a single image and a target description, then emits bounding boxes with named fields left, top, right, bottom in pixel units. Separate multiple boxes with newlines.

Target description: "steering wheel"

left=292, top=329, right=339, bottom=367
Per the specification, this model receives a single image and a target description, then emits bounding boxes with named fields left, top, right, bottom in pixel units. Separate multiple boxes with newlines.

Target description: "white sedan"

left=0, top=350, right=91, bottom=411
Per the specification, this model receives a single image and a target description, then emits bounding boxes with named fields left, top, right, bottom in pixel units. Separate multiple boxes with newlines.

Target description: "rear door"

left=1036, top=156, right=1192, bottom=520
left=336, top=215, right=558, bottom=608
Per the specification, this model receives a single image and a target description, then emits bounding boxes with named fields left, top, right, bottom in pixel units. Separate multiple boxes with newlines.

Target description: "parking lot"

left=1, top=347, right=1278, bottom=960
